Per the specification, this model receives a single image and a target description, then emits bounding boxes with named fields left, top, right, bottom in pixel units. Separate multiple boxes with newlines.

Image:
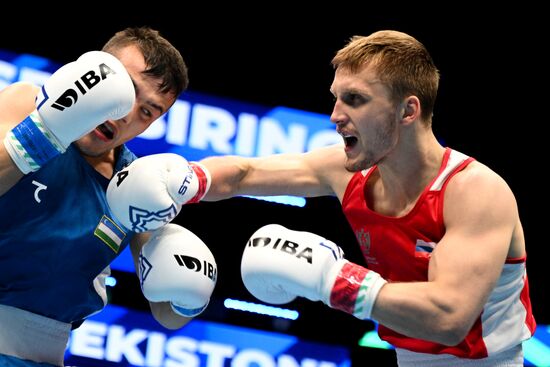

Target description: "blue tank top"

left=0, top=144, right=136, bottom=324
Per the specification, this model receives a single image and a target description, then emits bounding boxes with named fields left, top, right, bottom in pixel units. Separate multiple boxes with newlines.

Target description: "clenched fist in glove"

left=4, top=51, right=135, bottom=174
left=139, top=223, right=217, bottom=318
left=241, top=224, right=387, bottom=320
left=106, top=153, right=211, bottom=232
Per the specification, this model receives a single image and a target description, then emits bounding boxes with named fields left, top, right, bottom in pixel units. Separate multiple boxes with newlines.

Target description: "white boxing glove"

left=241, top=224, right=387, bottom=320
left=106, top=153, right=211, bottom=232
left=139, top=223, right=217, bottom=317
left=241, top=224, right=345, bottom=304
left=4, top=51, right=135, bottom=174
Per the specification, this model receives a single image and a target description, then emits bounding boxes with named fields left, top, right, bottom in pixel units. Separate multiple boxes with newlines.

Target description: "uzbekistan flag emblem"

left=94, top=215, right=126, bottom=252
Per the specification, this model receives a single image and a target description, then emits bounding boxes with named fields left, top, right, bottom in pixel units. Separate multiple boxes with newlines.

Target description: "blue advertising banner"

left=65, top=304, right=351, bottom=367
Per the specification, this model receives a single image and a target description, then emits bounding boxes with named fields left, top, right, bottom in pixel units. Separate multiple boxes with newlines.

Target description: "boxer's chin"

left=74, top=133, right=113, bottom=157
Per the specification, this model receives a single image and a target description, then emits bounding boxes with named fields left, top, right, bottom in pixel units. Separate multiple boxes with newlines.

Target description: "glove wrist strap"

left=170, top=299, right=209, bottom=318
left=328, top=262, right=387, bottom=320
left=4, top=111, right=65, bottom=173
left=187, top=162, right=211, bottom=203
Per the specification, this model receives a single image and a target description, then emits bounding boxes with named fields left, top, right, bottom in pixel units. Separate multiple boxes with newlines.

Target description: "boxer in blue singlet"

left=0, top=27, right=215, bottom=367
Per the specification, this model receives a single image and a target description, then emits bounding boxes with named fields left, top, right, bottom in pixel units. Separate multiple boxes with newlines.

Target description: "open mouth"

left=96, top=123, right=115, bottom=140
left=342, top=135, right=358, bottom=148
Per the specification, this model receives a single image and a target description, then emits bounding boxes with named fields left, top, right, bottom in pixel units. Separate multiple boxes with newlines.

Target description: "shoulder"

left=444, top=160, right=518, bottom=223
left=0, top=82, right=40, bottom=127
left=0, top=81, right=39, bottom=102
left=449, top=160, right=512, bottom=196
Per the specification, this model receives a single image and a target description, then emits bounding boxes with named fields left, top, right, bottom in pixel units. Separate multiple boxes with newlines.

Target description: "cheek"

left=131, top=119, right=156, bottom=138
left=361, top=118, right=396, bottom=148
left=114, top=124, right=137, bottom=144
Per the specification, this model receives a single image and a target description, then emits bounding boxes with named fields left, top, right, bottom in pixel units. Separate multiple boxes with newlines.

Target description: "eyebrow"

left=345, top=88, right=368, bottom=96
left=332, top=87, right=370, bottom=98
left=145, top=100, right=164, bottom=115
left=131, top=78, right=165, bottom=115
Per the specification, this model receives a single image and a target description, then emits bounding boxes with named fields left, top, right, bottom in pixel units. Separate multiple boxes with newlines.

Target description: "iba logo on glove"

left=48, top=63, right=117, bottom=111
left=174, top=254, right=217, bottom=282
left=248, top=237, right=313, bottom=264
left=139, top=253, right=217, bottom=289
left=139, top=253, right=217, bottom=285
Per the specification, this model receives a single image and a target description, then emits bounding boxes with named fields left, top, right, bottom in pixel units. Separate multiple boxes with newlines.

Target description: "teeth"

left=337, top=130, right=354, bottom=139
left=104, top=124, right=114, bottom=133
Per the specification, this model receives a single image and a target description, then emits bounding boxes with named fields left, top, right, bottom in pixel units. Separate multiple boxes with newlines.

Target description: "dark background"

left=2, top=8, right=545, bottom=365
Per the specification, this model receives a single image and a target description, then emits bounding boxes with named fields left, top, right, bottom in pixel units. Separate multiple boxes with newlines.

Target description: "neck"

left=375, top=128, right=445, bottom=209
left=83, top=148, right=117, bottom=179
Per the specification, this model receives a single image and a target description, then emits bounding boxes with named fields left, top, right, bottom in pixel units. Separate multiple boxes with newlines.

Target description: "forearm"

left=200, top=155, right=251, bottom=201
left=372, top=281, right=470, bottom=345
left=200, top=153, right=331, bottom=200
left=327, top=259, right=476, bottom=345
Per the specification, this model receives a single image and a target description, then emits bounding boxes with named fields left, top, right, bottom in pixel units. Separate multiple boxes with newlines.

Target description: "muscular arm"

left=200, top=144, right=352, bottom=201
left=0, top=82, right=39, bottom=196
left=372, top=164, right=519, bottom=345
left=129, top=232, right=191, bottom=329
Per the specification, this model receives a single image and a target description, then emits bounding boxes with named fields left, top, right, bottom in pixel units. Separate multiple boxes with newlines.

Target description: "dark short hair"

left=102, top=27, right=188, bottom=97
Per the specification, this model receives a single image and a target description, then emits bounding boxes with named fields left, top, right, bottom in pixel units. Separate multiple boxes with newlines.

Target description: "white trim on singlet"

left=361, top=167, right=374, bottom=177
left=359, top=150, right=469, bottom=189
left=481, top=263, right=533, bottom=355
left=395, top=344, right=523, bottom=367
left=430, top=150, right=470, bottom=191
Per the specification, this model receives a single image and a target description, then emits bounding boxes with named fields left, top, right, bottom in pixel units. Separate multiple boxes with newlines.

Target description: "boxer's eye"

left=141, top=108, right=152, bottom=118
